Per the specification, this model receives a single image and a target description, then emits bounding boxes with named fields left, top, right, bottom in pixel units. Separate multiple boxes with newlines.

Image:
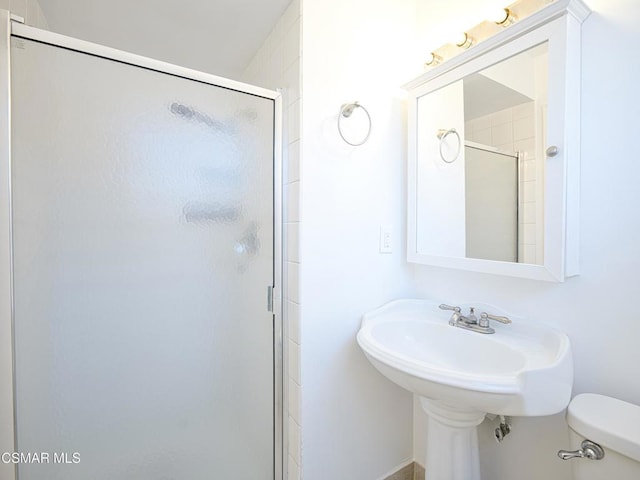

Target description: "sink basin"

left=357, top=299, right=572, bottom=415
left=357, top=299, right=573, bottom=480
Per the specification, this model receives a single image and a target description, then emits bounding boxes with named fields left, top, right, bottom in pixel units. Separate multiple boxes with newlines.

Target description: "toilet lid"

left=568, top=393, right=640, bottom=463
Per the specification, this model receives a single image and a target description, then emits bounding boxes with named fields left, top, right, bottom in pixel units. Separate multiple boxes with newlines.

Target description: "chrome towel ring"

left=437, top=128, right=461, bottom=163
left=338, top=102, right=371, bottom=146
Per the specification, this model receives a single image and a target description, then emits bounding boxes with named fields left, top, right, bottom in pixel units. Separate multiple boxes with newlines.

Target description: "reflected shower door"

left=465, top=145, right=518, bottom=262
left=11, top=37, right=275, bottom=479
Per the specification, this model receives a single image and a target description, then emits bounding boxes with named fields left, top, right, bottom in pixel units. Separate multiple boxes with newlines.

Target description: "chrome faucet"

left=464, top=306, right=478, bottom=325
left=439, top=304, right=511, bottom=334
left=439, top=304, right=461, bottom=326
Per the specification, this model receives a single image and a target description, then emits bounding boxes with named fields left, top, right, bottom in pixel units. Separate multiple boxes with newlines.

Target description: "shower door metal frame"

left=0, top=10, right=284, bottom=480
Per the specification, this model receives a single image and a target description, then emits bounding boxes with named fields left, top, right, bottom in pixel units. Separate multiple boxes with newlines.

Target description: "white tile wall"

left=288, top=374, right=301, bottom=423
left=288, top=139, right=300, bottom=183
left=465, top=101, right=538, bottom=264
left=492, top=122, right=513, bottom=147
left=287, top=455, right=301, bottom=480
left=473, top=127, right=492, bottom=146
left=283, top=60, right=300, bottom=107
left=287, top=181, right=301, bottom=223
left=514, top=137, right=535, bottom=156
left=491, top=108, right=512, bottom=128
left=287, top=261, right=301, bottom=305
left=287, top=222, right=300, bottom=263
left=514, top=115, right=535, bottom=142
left=287, top=300, right=301, bottom=345
left=241, top=1, right=302, bottom=478
left=288, top=339, right=301, bottom=385
left=288, top=417, right=301, bottom=467
left=513, top=101, right=534, bottom=120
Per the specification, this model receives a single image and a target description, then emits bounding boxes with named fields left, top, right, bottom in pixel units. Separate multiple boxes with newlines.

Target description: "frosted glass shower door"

left=465, top=145, right=518, bottom=262
left=11, top=37, right=276, bottom=479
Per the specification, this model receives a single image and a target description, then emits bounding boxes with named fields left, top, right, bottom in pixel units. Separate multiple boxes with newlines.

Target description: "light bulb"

left=425, top=52, right=442, bottom=67
left=455, top=32, right=473, bottom=49
left=489, top=7, right=516, bottom=26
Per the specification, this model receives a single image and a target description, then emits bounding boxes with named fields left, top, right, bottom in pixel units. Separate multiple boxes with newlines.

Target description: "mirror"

left=415, top=42, right=548, bottom=265
left=406, top=0, right=589, bottom=282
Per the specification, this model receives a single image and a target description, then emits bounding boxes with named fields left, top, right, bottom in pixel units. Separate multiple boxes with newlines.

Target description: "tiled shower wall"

left=0, top=0, right=48, bottom=28
left=241, top=1, right=302, bottom=479
left=464, top=102, right=538, bottom=264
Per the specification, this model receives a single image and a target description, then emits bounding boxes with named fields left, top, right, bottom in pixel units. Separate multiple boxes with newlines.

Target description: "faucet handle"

left=439, top=304, right=461, bottom=312
left=479, top=312, right=512, bottom=327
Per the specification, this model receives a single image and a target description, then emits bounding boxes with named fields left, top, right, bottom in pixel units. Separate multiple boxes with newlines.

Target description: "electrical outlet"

left=379, top=225, right=392, bottom=254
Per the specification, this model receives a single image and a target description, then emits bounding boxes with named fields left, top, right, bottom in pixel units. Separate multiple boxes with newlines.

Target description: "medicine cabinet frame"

left=405, top=0, right=591, bottom=282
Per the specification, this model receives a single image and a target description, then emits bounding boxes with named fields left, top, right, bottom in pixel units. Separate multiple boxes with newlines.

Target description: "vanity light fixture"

left=491, top=7, right=517, bottom=26
left=424, top=52, right=443, bottom=67
left=422, top=0, right=549, bottom=70
left=455, top=32, right=474, bottom=49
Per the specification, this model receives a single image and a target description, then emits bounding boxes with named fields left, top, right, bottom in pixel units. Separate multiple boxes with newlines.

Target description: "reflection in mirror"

left=416, top=42, right=548, bottom=265
left=465, top=144, right=518, bottom=262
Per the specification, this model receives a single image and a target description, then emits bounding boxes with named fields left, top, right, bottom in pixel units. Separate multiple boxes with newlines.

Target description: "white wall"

left=299, top=0, right=420, bottom=478
left=411, top=1, right=640, bottom=479
left=299, top=0, right=640, bottom=478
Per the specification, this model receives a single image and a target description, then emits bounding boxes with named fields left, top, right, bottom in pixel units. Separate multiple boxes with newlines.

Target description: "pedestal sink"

left=356, top=299, right=573, bottom=480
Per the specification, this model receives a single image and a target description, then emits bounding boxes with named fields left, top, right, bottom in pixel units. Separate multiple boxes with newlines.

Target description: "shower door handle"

left=267, top=285, right=274, bottom=313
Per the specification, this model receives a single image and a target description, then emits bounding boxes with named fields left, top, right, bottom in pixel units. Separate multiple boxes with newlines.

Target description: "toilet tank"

left=566, top=393, right=640, bottom=480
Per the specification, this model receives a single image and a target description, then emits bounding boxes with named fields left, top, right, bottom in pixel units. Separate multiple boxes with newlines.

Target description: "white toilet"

left=562, top=393, right=640, bottom=479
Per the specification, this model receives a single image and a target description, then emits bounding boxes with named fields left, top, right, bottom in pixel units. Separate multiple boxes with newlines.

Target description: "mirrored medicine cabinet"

left=405, top=0, right=591, bottom=282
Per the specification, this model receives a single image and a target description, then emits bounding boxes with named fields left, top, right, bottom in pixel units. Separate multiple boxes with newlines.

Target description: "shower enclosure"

left=0, top=12, right=282, bottom=480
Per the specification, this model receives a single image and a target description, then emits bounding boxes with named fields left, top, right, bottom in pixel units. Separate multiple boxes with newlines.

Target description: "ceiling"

left=37, top=0, right=293, bottom=80
left=464, top=74, right=531, bottom=120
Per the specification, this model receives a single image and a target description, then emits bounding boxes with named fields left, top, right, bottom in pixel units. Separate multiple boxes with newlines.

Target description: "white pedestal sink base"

left=420, top=397, right=486, bottom=480
left=358, top=300, right=573, bottom=478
